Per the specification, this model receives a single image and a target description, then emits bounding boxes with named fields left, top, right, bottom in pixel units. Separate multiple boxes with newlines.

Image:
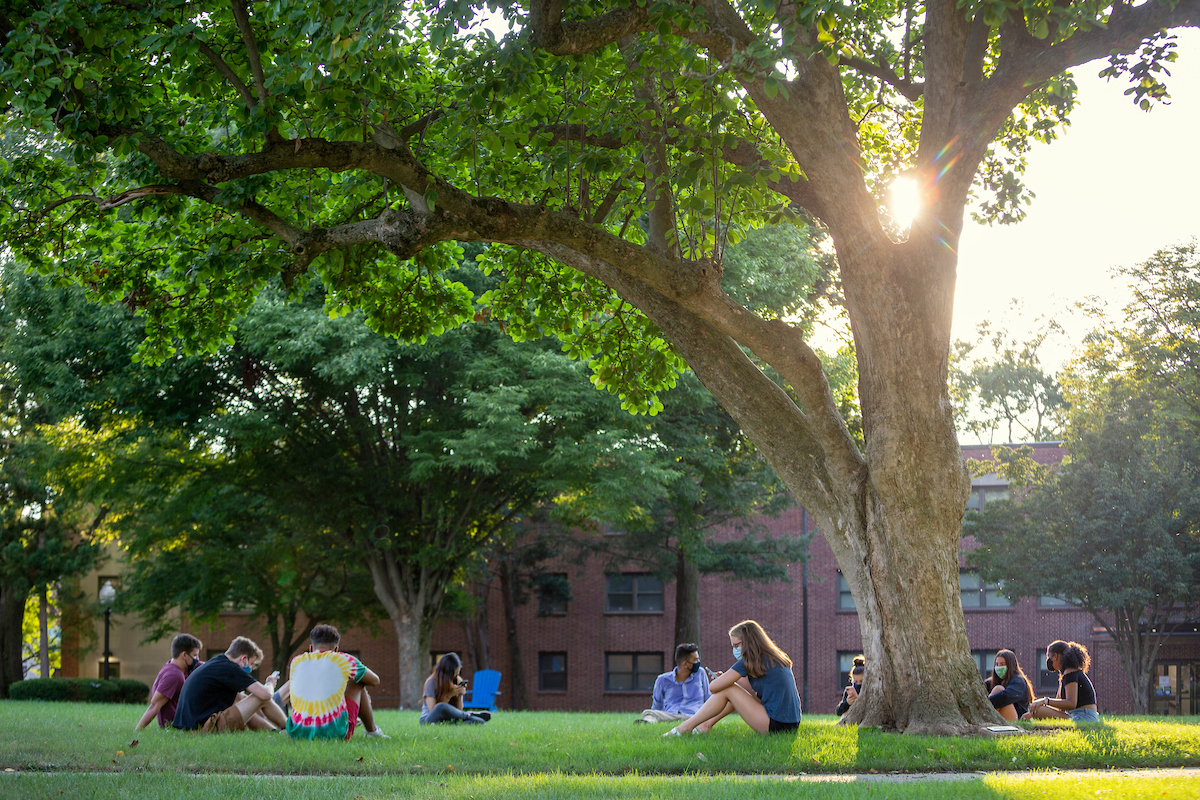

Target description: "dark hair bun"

left=853, top=655, right=865, bottom=667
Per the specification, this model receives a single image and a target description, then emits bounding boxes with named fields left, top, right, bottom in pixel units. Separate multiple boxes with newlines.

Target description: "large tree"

left=3, top=1, right=1196, bottom=732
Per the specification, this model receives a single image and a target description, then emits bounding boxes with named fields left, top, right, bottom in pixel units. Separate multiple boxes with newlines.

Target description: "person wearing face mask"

left=638, top=643, right=712, bottom=724
left=664, top=620, right=801, bottom=736
left=135, top=633, right=204, bottom=731
left=985, top=649, right=1033, bottom=721
left=172, top=636, right=286, bottom=733
left=835, top=655, right=864, bottom=717
left=1022, top=640, right=1099, bottom=723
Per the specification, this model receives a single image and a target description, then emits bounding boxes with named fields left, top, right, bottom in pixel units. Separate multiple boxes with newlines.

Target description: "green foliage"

left=951, top=318, right=1066, bottom=443
left=8, top=677, right=148, bottom=704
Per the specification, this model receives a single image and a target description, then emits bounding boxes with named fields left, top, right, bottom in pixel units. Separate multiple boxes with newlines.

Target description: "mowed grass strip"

left=2, top=772, right=1199, bottom=800
left=1, top=702, right=1197, bottom=776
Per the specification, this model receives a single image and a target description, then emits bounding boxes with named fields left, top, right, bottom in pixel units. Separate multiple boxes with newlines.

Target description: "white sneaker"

left=365, top=727, right=390, bottom=739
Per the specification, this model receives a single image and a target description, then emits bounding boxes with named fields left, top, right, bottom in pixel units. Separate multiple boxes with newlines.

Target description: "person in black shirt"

left=1022, top=640, right=1100, bottom=723
left=985, top=648, right=1032, bottom=721
left=835, top=655, right=864, bottom=716
left=173, top=636, right=287, bottom=733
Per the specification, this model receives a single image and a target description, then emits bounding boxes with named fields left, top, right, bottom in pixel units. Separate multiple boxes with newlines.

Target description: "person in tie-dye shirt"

left=279, top=625, right=389, bottom=740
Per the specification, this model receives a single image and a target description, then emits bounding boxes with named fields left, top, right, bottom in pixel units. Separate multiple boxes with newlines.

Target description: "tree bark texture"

left=39, top=587, right=49, bottom=679
left=499, top=555, right=529, bottom=711
left=673, top=551, right=701, bottom=651
left=0, top=580, right=27, bottom=697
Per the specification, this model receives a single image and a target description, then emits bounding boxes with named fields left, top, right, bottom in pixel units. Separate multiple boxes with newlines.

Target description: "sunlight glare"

left=889, top=178, right=921, bottom=227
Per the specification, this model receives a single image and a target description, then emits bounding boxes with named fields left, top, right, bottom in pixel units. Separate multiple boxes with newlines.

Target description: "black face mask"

left=186, top=655, right=198, bottom=675
left=688, top=661, right=701, bottom=674
left=1046, top=657, right=1055, bottom=672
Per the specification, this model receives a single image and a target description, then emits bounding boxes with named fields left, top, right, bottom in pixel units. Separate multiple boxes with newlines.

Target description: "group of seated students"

left=136, top=626, right=390, bottom=739
left=833, top=639, right=1100, bottom=724
left=136, top=623, right=1099, bottom=738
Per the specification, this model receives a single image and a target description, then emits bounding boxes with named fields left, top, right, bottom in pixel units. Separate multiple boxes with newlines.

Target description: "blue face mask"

left=242, top=663, right=254, bottom=674
left=732, top=645, right=742, bottom=661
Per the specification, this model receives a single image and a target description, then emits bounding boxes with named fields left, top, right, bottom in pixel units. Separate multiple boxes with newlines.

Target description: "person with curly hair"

left=1023, top=640, right=1099, bottom=723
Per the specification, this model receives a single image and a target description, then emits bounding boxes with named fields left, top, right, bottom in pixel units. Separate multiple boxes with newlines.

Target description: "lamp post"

left=99, top=580, right=116, bottom=680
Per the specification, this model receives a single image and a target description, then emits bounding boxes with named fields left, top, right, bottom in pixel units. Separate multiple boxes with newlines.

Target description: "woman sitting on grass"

left=985, top=649, right=1033, bottom=721
left=835, top=655, right=864, bottom=716
left=664, top=620, right=801, bottom=736
left=420, top=653, right=489, bottom=725
left=1022, top=640, right=1099, bottom=723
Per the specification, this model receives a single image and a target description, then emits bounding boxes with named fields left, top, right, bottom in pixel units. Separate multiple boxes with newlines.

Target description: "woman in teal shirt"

left=664, top=620, right=801, bottom=736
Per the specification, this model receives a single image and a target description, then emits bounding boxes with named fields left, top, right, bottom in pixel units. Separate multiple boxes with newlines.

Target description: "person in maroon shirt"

left=135, top=633, right=203, bottom=730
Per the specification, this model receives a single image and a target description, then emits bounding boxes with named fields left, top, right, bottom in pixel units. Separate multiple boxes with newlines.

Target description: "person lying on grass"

left=172, top=636, right=285, bottom=733
left=664, top=620, right=801, bottom=736
left=135, top=633, right=203, bottom=731
left=1022, top=640, right=1100, bottom=723
left=273, top=624, right=389, bottom=740
left=986, top=648, right=1033, bottom=722
left=421, top=653, right=490, bottom=725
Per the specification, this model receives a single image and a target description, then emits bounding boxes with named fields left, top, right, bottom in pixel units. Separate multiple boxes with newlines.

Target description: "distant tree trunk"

left=498, top=554, right=528, bottom=710
left=39, top=587, right=49, bottom=678
left=0, top=579, right=27, bottom=696
left=462, top=579, right=491, bottom=672
left=367, top=555, right=435, bottom=709
left=673, top=551, right=701, bottom=650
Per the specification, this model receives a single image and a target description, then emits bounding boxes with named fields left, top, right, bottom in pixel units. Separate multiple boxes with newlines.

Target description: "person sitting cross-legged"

left=638, top=643, right=711, bottom=724
left=172, top=636, right=285, bottom=733
left=277, top=624, right=389, bottom=740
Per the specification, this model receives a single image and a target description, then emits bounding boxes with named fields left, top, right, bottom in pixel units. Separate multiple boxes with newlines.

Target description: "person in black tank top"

left=1022, top=640, right=1100, bottom=723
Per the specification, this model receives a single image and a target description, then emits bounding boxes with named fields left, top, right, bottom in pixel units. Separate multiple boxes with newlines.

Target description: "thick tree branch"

left=529, top=0, right=653, bottom=55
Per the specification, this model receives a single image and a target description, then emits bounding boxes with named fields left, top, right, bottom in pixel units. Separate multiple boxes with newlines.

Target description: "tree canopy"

left=3, top=0, right=1196, bottom=732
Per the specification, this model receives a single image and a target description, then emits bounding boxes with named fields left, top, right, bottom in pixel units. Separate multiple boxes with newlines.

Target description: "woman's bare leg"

left=693, top=700, right=736, bottom=733
left=675, top=685, right=771, bottom=734
left=995, top=704, right=1018, bottom=722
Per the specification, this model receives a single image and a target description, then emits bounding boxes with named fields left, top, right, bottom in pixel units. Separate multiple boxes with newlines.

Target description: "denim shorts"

left=1067, top=707, right=1100, bottom=723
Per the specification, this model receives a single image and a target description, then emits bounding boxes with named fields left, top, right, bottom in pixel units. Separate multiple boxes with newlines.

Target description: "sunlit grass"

left=0, top=702, right=1196, bottom=777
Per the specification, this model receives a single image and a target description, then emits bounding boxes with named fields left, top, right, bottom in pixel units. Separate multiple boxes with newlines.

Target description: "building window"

left=536, top=573, right=570, bottom=616
left=605, top=652, right=663, bottom=691
left=1038, top=667, right=1060, bottom=693
left=1038, top=595, right=1075, bottom=608
left=960, top=572, right=1012, bottom=608
left=837, top=651, right=863, bottom=689
left=837, top=573, right=857, bottom=611
left=971, top=650, right=999, bottom=681
left=966, top=486, right=1011, bottom=512
left=605, top=574, right=663, bottom=613
left=96, top=660, right=121, bottom=679
left=538, top=652, right=567, bottom=692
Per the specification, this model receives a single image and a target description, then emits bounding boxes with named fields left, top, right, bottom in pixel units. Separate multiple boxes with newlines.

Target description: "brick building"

left=63, top=441, right=1200, bottom=715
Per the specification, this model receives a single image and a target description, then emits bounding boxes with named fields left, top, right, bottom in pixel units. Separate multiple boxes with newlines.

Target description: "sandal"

left=662, top=727, right=683, bottom=737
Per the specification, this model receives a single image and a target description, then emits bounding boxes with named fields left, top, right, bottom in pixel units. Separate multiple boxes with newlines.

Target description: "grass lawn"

left=1, top=702, right=1197, bottom=797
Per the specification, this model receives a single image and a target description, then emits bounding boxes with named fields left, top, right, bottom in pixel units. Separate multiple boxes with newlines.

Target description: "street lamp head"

left=99, top=580, right=116, bottom=607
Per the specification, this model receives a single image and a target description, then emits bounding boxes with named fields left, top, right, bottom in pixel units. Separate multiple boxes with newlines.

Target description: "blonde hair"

left=226, top=636, right=263, bottom=661
left=729, top=619, right=791, bottom=679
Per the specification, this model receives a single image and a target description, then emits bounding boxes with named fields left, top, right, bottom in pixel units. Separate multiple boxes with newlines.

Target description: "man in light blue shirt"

left=639, top=643, right=711, bottom=723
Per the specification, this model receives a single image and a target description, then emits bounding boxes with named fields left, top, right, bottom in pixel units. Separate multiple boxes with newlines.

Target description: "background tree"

left=4, top=0, right=1196, bottom=731
left=952, top=319, right=1067, bottom=443
left=968, top=391, right=1200, bottom=713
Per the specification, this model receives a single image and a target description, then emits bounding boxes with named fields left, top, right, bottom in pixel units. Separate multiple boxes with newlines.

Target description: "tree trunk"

left=367, top=555, right=432, bottom=708
left=39, top=586, right=49, bottom=679
left=499, top=555, right=529, bottom=710
left=0, top=580, right=27, bottom=697
left=673, top=551, right=701, bottom=650
left=462, top=579, right=491, bottom=672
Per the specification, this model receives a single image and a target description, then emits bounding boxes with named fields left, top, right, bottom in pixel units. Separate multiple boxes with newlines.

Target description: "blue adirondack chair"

left=462, top=669, right=502, bottom=712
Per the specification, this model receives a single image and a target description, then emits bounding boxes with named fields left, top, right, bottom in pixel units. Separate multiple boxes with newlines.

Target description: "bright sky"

left=952, top=28, right=1200, bottom=369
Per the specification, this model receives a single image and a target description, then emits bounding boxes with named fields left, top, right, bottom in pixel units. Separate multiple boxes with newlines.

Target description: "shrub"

left=9, top=677, right=149, bottom=704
